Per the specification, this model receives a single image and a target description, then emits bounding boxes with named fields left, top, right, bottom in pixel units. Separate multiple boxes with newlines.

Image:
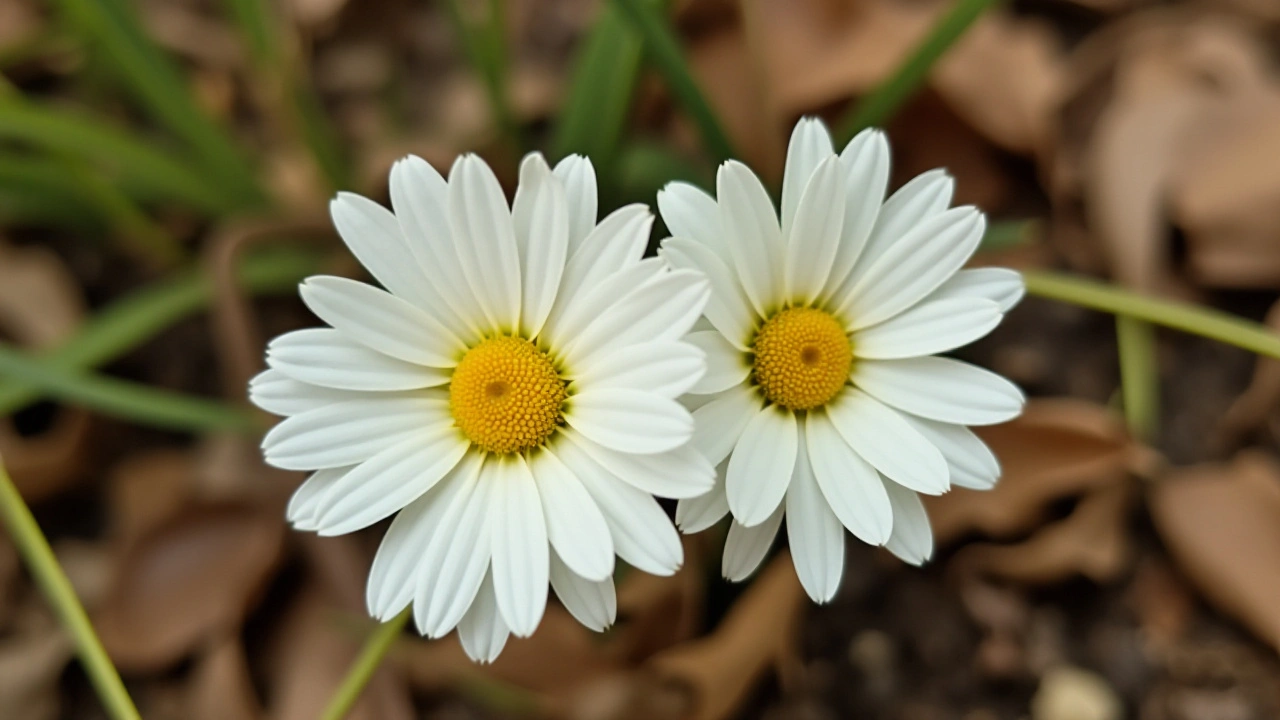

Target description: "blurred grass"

left=444, top=0, right=523, bottom=154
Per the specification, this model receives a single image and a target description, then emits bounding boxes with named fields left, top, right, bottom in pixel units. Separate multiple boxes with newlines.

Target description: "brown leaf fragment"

left=106, top=450, right=195, bottom=544
left=0, top=625, right=72, bottom=720
left=95, top=505, right=286, bottom=671
left=188, top=636, right=265, bottom=720
left=1220, top=299, right=1280, bottom=443
left=646, top=552, right=806, bottom=720
left=1149, top=451, right=1280, bottom=653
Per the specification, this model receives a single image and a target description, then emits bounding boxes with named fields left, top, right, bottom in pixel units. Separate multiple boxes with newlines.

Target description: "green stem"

left=0, top=343, right=258, bottom=433
left=0, top=461, right=141, bottom=720
left=613, top=0, right=736, bottom=164
left=836, top=0, right=1001, bottom=142
left=320, top=609, right=411, bottom=720
left=1115, top=316, right=1158, bottom=439
left=1023, top=271, right=1280, bottom=359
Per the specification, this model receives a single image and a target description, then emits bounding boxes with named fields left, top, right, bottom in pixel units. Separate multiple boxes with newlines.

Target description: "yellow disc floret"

left=449, top=336, right=566, bottom=454
left=752, top=307, right=852, bottom=411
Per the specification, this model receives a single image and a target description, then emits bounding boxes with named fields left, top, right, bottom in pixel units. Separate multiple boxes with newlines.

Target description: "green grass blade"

left=0, top=99, right=241, bottom=214
left=0, top=247, right=323, bottom=415
left=552, top=1, right=650, bottom=171
left=978, top=219, right=1036, bottom=252
left=51, top=0, right=265, bottom=205
left=443, top=0, right=522, bottom=152
left=615, top=141, right=710, bottom=204
left=1115, top=316, right=1158, bottom=439
left=836, top=0, right=1001, bottom=143
left=612, top=0, right=735, bottom=164
left=0, top=343, right=258, bottom=433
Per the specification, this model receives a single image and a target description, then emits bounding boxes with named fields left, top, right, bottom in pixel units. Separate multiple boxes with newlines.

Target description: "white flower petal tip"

left=259, top=150, right=711, bottom=663
left=657, top=118, right=1023, bottom=585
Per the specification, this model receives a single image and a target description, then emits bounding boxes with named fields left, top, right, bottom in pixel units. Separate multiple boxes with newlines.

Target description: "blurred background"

left=1, top=0, right=1279, bottom=718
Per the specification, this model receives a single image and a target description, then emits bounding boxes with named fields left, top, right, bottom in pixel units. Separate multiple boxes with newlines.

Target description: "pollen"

left=751, top=307, right=852, bottom=411
left=449, top=336, right=567, bottom=454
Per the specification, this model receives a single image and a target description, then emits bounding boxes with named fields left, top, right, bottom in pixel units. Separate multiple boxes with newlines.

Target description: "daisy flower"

left=658, top=118, right=1025, bottom=603
left=249, top=152, right=712, bottom=662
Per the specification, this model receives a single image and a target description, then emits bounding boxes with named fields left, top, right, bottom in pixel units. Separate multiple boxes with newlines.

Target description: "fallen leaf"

left=1148, top=451, right=1280, bottom=653
left=95, top=505, right=286, bottom=671
left=188, top=636, right=265, bottom=720
left=0, top=624, right=72, bottom=720
left=927, top=398, right=1134, bottom=543
left=107, top=450, right=195, bottom=544
left=1220, top=299, right=1280, bottom=443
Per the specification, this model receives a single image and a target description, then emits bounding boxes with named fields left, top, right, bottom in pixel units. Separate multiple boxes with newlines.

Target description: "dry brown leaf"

left=613, top=536, right=708, bottom=660
left=1148, top=451, right=1280, bottom=652
left=1220, top=299, right=1280, bottom=443
left=926, top=398, right=1132, bottom=543
left=268, top=589, right=414, bottom=720
left=0, top=624, right=72, bottom=720
left=107, top=450, right=196, bottom=544
left=95, top=505, right=286, bottom=671
left=950, top=483, right=1134, bottom=584
left=645, top=552, right=806, bottom=720
left=1126, top=559, right=1196, bottom=649
left=188, top=636, right=265, bottom=720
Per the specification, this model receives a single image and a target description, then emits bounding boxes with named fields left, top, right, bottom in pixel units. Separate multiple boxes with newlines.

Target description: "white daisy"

left=657, top=117, right=1026, bottom=603
left=250, top=152, right=713, bottom=662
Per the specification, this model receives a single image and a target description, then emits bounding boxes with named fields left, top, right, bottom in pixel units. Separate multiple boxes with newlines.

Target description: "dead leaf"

left=1031, top=666, right=1124, bottom=720
left=613, top=536, right=708, bottom=660
left=188, top=636, right=265, bottom=720
left=926, top=398, right=1133, bottom=543
left=0, top=624, right=72, bottom=720
left=1126, top=558, right=1195, bottom=650
left=107, top=450, right=195, bottom=544
left=646, top=553, right=806, bottom=720
left=95, top=505, right=286, bottom=671
left=1220, top=299, right=1280, bottom=443
left=1148, top=451, right=1280, bottom=653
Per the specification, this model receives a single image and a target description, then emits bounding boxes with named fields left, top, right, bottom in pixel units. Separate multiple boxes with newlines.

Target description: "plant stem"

left=0, top=461, right=141, bottom=720
left=1022, top=271, right=1280, bottom=360
left=320, top=609, right=411, bottom=720
left=1115, top=316, right=1158, bottom=439
left=836, top=0, right=1001, bottom=142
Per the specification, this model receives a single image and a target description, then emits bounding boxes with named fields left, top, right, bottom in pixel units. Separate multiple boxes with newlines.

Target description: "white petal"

left=300, top=276, right=464, bottom=367
left=489, top=456, right=549, bottom=637
left=329, top=192, right=434, bottom=310
left=826, top=389, right=949, bottom=495
left=366, top=461, right=472, bottom=619
left=659, top=238, right=757, bottom=351
left=249, top=369, right=364, bottom=416
left=722, top=504, right=784, bottom=582
left=717, top=161, right=784, bottom=316
left=781, top=117, right=836, bottom=238
left=726, top=405, right=798, bottom=527
left=838, top=206, right=986, bottom=331
left=528, top=447, right=614, bottom=581
left=785, top=156, right=845, bottom=305
left=286, top=467, right=350, bottom=530
left=448, top=154, right=522, bottom=333
left=904, top=416, right=1001, bottom=490
left=557, top=204, right=651, bottom=311
left=805, top=411, right=892, bottom=544
left=569, top=341, right=706, bottom=399
left=858, top=168, right=954, bottom=272
left=512, top=153, right=569, bottom=338
left=457, top=570, right=509, bottom=663
left=786, top=424, right=844, bottom=602
left=854, top=297, right=1001, bottom=360
left=684, top=330, right=748, bottom=394
left=415, top=457, right=493, bottom=637
left=541, top=258, right=665, bottom=355
left=267, top=328, right=448, bottom=391
left=566, top=388, right=694, bottom=455
left=569, top=432, right=714, bottom=499
left=690, top=384, right=762, bottom=466
left=388, top=156, right=485, bottom=343
left=854, top=357, right=1025, bottom=426
left=550, top=552, right=616, bottom=632
left=564, top=270, right=709, bottom=367
left=553, top=155, right=598, bottom=252
left=312, top=428, right=468, bottom=535
left=675, top=464, right=729, bottom=533
left=552, top=437, right=683, bottom=575
left=261, top=394, right=449, bottom=470
left=821, top=129, right=890, bottom=301
left=883, top=481, right=934, bottom=565
left=657, top=181, right=727, bottom=258
left=927, top=267, right=1025, bottom=313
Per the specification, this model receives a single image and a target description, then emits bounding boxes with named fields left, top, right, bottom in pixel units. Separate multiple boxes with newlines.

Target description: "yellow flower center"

left=752, top=307, right=852, bottom=411
left=449, top=336, right=566, bottom=454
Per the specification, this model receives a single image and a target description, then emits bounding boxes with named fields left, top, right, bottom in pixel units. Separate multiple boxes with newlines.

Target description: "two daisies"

left=250, top=118, right=1025, bottom=662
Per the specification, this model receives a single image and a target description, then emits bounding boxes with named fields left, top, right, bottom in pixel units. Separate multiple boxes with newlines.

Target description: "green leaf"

left=51, top=0, right=265, bottom=205
left=615, top=141, right=710, bottom=204
left=0, top=247, right=324, bottom=415
left=836, top=0, right=1002, bottom=143
left=613, top=0, right=736, bottom=164
left=443, top=0, right=522, bottom=152
left=0, top=342, right=258, bottom=433
left=978, top=219, right=1035, bottom=252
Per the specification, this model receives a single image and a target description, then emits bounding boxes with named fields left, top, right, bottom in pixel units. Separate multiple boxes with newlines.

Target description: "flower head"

left=658, top=118, right=1025, bottom=602
left=251, top=152, right=712, bottom=662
